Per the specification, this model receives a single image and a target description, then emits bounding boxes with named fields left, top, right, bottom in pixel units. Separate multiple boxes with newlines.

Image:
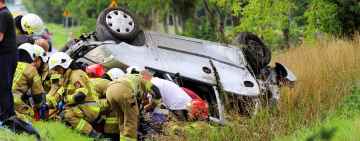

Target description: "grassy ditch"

left=180, top=36, right=360, bottom=141
left=0, top=36, right=358, bottom=141
left=276, top=86, right=360, bottom=141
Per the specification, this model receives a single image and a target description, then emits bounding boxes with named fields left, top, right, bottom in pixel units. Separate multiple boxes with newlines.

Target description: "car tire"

left=96, top=7, right=140, bottom=42
left=232, top=32, right=271, bottom=75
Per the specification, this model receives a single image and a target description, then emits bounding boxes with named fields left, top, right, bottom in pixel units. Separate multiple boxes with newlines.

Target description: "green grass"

left=276, top=87, right=360, bottom=141
left=276, top=117, right=360, bottom=141
left=0, top=121, right=91, bottom=141
left=0, top=129, right=36, bottom=141
left=46, top=23, right=83, bottom=50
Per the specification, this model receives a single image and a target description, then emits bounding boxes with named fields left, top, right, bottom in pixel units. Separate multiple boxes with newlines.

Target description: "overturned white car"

left=64, top=7, right=296, bottom=124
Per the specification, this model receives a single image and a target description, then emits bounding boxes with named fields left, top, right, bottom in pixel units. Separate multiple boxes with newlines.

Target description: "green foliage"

left=208, top=0, right=242, bottom=16
left=65, top=0, right=108, bottom=33
left=121, top=0, right=173, bottom=29
left=23, top=0, right=360, bottom=48
left=336, top=87, right=360, bottom=118
left=234, top=0, right=297, bottom=49
left=46, top=24, right=83, bottom=49
left=23, top=0, right=66, bottom=23
left=329, top=0, right=360, bottom=36
left=182, top=18, right=217, bottom=41
left=66, top=0, right=173, bottom=31
left=277, top=117, right=360, bottom=141
left=304, top=0, right=341, bottom=41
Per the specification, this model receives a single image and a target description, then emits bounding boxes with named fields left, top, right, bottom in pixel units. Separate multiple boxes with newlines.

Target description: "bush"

left=182, top=19, right=217, bottom=42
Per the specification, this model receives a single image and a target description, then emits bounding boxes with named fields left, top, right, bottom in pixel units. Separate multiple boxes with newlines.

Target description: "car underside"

left=64, top=7, right=295, bottom=124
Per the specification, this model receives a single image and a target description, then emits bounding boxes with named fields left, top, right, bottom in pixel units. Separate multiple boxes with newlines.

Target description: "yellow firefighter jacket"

left=12, top=62, right=44, bottom=105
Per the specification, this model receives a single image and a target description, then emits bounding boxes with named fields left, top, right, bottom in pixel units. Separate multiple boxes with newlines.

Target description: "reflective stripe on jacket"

left=12, top=62, right=44, bottom=96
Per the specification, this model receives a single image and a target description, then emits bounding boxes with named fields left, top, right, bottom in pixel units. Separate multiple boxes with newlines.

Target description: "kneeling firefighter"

left=106, top=70, right=161, bottom=141
left=7, top=43, right=47, bottom=140
left=12, top=43, right=48, bottom=120
left=47, top=52, right=103, bottom=138
left=86, top=66, right=126, bottom=140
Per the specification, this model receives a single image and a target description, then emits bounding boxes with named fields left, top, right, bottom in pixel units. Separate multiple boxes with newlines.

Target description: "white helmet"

left=126, top=66, right=145, bottom=74
left=33, top=45, right=48, bottom=63
left=18, top=43, right=36, bottom=61
left=107, top=68, right=125, bottom=80
left=48, top=52, right=73, bottom=70
left=21, top=13, right=44, bottom=35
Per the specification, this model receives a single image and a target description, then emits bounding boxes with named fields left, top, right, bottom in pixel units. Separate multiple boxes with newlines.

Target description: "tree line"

left=23, top=0, right=360, bottom=49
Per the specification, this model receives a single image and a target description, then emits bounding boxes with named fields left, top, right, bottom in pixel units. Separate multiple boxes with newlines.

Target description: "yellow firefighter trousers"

left=13, top=97, right=34, bottom=121
left=63, top=104, right=100, bottom=135
left=106, top=82, right=139, bottom=140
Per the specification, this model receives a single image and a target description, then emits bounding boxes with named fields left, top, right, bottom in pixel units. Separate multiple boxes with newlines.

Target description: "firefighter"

left=126, top=66, right=194, bottom=121
left=89, top=76, right=117, bottom=137
left=14, top=13, right=44, bottom=46
left=87, top=67, right=126, bottom=98
left=12, top=43, right=47, bottom=120
left=33, top=39, right=51, bottom=92
left=86, top=66, right=123, bottom=140
left=85, top=64, right=109, bottom=98
left=18, top=13, right=44, bottom=35
left=47, top=52, right=102, bottom=138
left=88, top=66, right=159, bottom=140
left=35, top=39, right=51, bottom=93
left=91, top=78, right=110, bottom=99
left=106, top=70, right=161, bottom=141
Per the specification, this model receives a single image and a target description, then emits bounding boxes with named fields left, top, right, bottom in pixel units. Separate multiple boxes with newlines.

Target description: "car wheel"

left=96, top=7, right=140, bottom=42
left=232, top=32, right=271, bottom=75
